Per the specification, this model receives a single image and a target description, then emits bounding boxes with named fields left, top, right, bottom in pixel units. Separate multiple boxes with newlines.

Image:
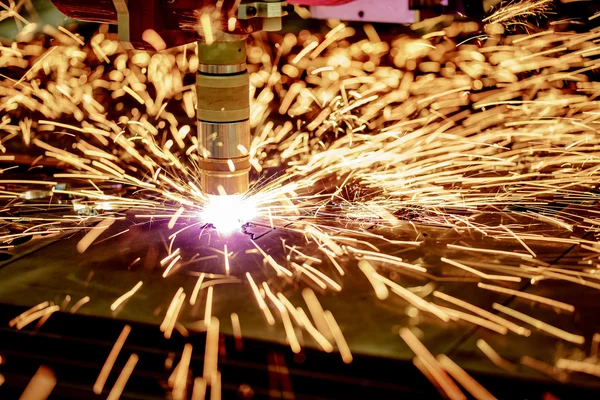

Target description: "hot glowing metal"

left=199, top=195, right=257, bottom=234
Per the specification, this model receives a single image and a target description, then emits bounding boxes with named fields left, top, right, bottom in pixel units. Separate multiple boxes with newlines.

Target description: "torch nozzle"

left=198, top=121, right=251, bottom=195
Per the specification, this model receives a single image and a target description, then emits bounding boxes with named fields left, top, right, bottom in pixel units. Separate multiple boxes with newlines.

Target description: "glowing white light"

left=200, top=195, right=256, bottom=234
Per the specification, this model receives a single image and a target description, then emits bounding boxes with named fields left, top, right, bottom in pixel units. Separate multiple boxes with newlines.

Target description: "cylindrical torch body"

left=196, top=37, right=251, bottom=196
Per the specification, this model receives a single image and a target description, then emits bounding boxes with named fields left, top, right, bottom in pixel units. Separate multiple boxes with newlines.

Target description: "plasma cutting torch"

left=49, top=0, right=485, bottom=196
left=49, top=0, right=303, bottom=197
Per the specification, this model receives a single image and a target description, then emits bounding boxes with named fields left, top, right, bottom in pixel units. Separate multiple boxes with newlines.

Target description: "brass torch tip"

left=201, top=169, right=250, bottom=196
left=197, top=121, right=251, bottom=196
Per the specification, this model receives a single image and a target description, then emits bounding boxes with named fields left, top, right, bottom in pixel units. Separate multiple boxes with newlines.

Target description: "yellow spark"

left=292, top=41, right=318, bottom=64
left=163, top=255, right=182, bottom=278
left=168, top=206, right=185, bottom=229
left=399, top=328, right=466, bottom=400
left=442, top=258, right=521, bottom=282
left=9, top=301, right=50, bottom=328
left=476, top=339, right=517, bottom=373
left=165, top=293, right=186, bottom=339
left=556, top=359, right=600, bottom=378
left=433, top=291, right=531, bottom=336
left=231, top=313, right=243, bottom=351
left=173, top=344, right=193, bottom=400
left=94, top=325, right=131, bottom=394
left=106, top=354, right=138, bottom=400
left=499, top=225, right=537, bottom=258
left=204, top=286, right=214, bottom=327
left=228, top=17, right=237, bottom=32
left=190, top=273, right=206, bottom=306
left=377, top=274, right=450, bottom=322
left=492, top=303, right=585, bottom=344
left=76, top=217, right=116, bottom=253
left=521, top=356, right=568, bottom=382
left=358, top=260, right=389, bottom=300
left=110, top=281, right=143, bottom=311
left=478, top=282, right=574, bottom=312
left=161, top=248, right=181, bottom=266
left=437, top=355, right=497, bottom=400
left=224, top=244, right=230, bottom=275
left=295, top=308, right=334, bottom=352
left=203, top=317, right=219, bottom=382
left=200, top=13, right=214, bottom=45
left=70, top=296, right=91, bottom=314
left=443, top=304, right=509, bottom=333
left=324, top=310, right=353, bottom=364
left=161, top=288, right=184, bottom=333
left=263, top=282, right=301, bottom=353
left=20, top=366, right=57, bottom=400
left=447, top=244, right=533, bottom=260
left=15, top=305, right=60, bottom=330
left=192, top=378, right=207, bottom=400
left=246, top=273, right=276, bottom=325
left=123, top=86, right=145, bottom=105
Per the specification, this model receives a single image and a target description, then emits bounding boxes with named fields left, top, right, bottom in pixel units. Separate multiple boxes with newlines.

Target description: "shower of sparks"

left=2, top=0, right=600, bottom=397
